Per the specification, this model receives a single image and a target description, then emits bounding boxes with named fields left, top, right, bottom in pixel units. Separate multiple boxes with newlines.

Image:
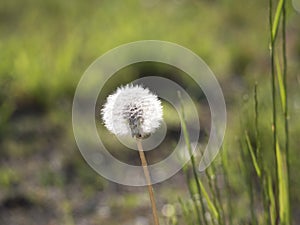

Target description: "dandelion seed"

left=101, top=83, right=162, bottom=225
left=101, top=84, right=163, bottom=139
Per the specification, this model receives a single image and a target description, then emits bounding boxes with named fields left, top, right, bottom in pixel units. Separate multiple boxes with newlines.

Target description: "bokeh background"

left=0, top=0, right=300, bottom=224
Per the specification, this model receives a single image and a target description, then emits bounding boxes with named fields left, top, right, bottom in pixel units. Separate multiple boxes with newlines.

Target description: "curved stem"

left=136, top=138, right=160, bottom=225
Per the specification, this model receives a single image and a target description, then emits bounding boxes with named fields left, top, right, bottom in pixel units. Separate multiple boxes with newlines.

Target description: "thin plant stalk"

left=183, top=164, right=203, bottom=225
left=269, top=0, right=280, bottom=223
left=269, top=0, right=291, bottom=224
left=211, top=163, right=225, bottom=225
left=240, top=140, right=257, bottom=225
left=254, top=84, right=273, bottom=225
left=254, top=83, right=261, bottom=164
left=220, top=147, right=233, bottom=225
left=136, top=138, right=160, bottom=225
left=178, top=91, right=208, bottom=225
left=267, top=175, right=277, bottom=225
left=178, top=91, right=220, bottom=224
left=282, top=1, right=291, bottom=224
left=282, top=0, right=289, bottom=171
left=205, top=165, right=224, bottom=225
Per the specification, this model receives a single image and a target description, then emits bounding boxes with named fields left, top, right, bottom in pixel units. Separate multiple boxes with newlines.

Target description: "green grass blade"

left=267, top=175, right=276, bottom=225
left=272, top=0, right=284, bottom=41
left=275, top=56, right=286, bottom=111
left=199, top=181, right=219, bottom=220
left=276, top=141, right=290, bottom=225
left=178, top=91, right=219, bottom=223
left=254, top=83, right=261, bottom=162
left=221, top=147, right=233, bottom=225
left=207, top=164, right=225, bottom=225
left=245, top=131, right=262, bottom=178
left=178, top=91, right=207, bottom=225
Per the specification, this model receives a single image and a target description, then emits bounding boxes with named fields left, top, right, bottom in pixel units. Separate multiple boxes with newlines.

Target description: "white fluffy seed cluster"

left=101, top=84, right=163, bottom=138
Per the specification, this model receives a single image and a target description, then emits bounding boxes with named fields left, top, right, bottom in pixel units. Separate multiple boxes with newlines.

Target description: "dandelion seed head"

left=101, top=84, right=163, bottom=138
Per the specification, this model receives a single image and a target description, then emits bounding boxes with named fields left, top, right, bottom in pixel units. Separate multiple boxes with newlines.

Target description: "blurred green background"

left=0, top=0, right=299, bottom=224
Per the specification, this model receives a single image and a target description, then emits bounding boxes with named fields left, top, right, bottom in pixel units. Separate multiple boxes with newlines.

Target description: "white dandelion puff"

left=102, top=84, right=162, bottom=224
left=101, top=84, right=163, bottom=138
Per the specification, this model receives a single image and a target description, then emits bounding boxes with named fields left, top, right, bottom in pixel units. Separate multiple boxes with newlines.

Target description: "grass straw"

left=269, top=0, right=280, bottom=223
left=205, top=165, right=224, bottom=225
left=136, top=138, right=160, bottom=225
left=178, top=91, right=208, bottom=225
left=254, top=84, right=274, bottom=225
left=178, top=91, right=222, bottom=225
left=267, top=174, right=277, bottom=225
left=269, top=0, right=291, bottom=224
left=220, top=146, right=233, bottom=225
left=183, top=163, right=204, bottom=225
left=282, top=1, right=291, bottom=223
left=210, top=163, right=225, bottom=225
left=239, top=139, right=257, bottom=225
left=245, top=131, right=262, bottom=178
left=282, top=0, right=289, bottom=174
left=254, top=83, right=261, bottom=164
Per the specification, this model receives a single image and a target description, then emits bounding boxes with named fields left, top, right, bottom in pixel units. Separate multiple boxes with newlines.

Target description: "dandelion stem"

left=136, top=138, right=160, bottom=225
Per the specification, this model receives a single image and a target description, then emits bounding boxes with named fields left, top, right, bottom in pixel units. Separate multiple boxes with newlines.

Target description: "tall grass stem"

left=269, top=0, right=290, bottom=224
left=282, top=2, right=290, bottom=223
left=178, top=91, right=209, bottom=225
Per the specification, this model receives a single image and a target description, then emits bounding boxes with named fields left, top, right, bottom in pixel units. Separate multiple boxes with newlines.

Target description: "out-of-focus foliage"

left=0, top=0, right=299, bottom=224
